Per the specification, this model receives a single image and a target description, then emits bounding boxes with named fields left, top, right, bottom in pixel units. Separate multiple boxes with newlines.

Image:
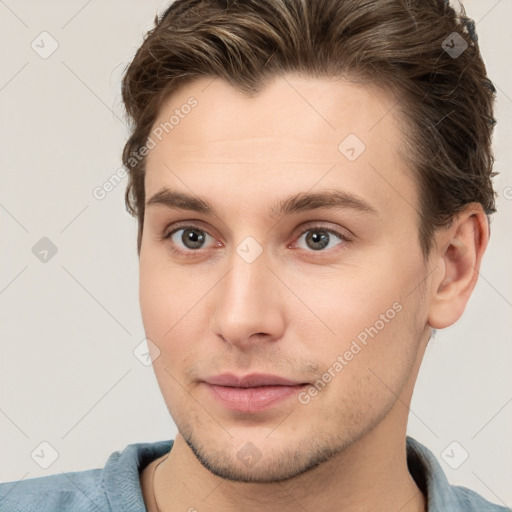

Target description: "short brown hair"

left=121, top=0, right=497, bottom=258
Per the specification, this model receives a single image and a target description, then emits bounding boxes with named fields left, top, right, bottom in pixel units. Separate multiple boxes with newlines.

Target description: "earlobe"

left=427, top=206, right=489, bottom=330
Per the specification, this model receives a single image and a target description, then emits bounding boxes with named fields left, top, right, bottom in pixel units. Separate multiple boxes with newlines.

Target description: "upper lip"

left=204, top=373, right=307, bottom=388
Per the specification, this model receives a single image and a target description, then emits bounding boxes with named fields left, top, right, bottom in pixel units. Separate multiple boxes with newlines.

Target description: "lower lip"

left=205, top=383, right=308, bottom=413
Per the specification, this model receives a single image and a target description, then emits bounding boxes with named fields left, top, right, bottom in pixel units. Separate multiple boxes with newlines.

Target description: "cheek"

left=138, top=258, right=216, bottom=382
left=292, top=259, right=424, bottom=399
left=295, top=300, right=421, bottom=439
left=139, top=260, right=206, bottom=415
left=139, top=253, right=208, bottom=341
left=283, top=263, right=400, bottom=344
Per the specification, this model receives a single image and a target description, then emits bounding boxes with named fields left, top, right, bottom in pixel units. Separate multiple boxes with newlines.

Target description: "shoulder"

left=0, top=440, right=173, bottom=512
left=406, top=437, right=511, bottom=512
left=0, top=469, right=105, bottom=512
left=0, top=439, right=173, bottom=512
left=449, top=484, right=511, bottom=512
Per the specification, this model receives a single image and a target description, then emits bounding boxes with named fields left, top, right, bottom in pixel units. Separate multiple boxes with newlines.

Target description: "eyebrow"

left=145, top=187, right=378, bottom=218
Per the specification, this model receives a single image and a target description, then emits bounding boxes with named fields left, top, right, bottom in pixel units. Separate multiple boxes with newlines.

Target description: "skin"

left=137, top=74, right=489, bottom=512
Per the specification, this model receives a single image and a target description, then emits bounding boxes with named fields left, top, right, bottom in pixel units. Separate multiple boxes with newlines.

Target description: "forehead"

left=144, top=74, right=417, bottom=221
left=149, top=74, right=402, bottom=156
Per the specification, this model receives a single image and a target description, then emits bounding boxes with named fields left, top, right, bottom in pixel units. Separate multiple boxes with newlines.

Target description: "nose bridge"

left=210, top=244, right=284, bottom=344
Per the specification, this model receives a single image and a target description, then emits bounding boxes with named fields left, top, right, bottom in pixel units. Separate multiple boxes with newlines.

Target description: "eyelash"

left=162, top=222, right=352, bottom=258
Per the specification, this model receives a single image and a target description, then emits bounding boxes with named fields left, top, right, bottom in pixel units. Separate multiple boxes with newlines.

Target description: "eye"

left=165, top=225, right=218, bottom=253
left=294, top=227, right=348, bottom=252
left=162, top=223, right=350, bottom=256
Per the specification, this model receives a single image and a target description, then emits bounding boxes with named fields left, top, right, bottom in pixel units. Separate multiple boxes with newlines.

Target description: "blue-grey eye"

left=297, top=229, right=344, bottom=251
left=168, top=227, right=213, bottom=250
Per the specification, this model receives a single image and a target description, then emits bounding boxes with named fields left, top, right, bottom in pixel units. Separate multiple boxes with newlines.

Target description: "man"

left=1, top=0, right=509, bottom=511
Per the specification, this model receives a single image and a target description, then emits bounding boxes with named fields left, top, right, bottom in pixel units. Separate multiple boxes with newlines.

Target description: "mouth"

left=202, top=373, right=310, bottom=413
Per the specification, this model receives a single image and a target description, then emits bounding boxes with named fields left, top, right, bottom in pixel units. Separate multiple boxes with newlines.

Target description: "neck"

left=149, top=423, right=425, bottom=512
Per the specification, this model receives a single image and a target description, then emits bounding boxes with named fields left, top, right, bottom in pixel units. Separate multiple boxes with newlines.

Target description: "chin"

left=178, top=419, right=361, bottom=484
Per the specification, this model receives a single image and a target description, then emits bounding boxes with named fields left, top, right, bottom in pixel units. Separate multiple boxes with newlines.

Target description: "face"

left=139, top=74, right=432, bottom=483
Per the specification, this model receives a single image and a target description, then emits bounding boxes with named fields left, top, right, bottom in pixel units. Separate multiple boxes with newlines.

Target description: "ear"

left=427, top=204, right=490, bottom=329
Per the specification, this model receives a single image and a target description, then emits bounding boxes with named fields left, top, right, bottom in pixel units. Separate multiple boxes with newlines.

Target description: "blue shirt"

left=0, top=436, right=509, bottom=511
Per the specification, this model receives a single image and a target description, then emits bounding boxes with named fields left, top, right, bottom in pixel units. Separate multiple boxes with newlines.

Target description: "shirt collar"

left=406, top=436, right=463, bottom=512
left=103, top=439, right=173, bottom=511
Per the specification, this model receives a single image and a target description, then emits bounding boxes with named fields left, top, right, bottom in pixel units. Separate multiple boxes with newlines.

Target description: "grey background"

left=1, top=0, right=511, bottom=506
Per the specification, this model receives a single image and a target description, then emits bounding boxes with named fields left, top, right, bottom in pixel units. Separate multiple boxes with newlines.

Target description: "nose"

left=209, top=247, right=286, bottom=349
